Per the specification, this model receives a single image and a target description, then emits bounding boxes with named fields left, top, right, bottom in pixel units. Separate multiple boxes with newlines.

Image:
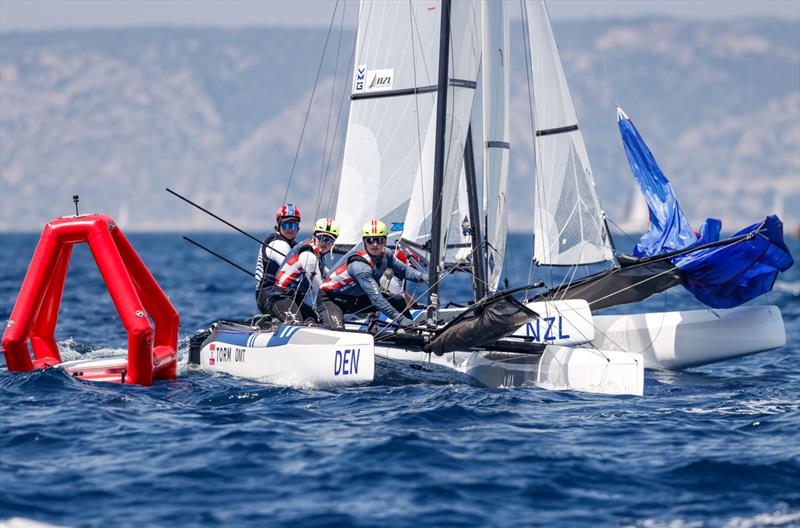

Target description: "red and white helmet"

left=275, top=203, right=301, bottom=223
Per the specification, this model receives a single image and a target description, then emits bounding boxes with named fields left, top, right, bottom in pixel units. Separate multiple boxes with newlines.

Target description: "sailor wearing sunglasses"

left=255, top=203, right=301, bottom=314
left=268, top=218, right=340, bottom=324
left=316, top=219, right=426, bottom=330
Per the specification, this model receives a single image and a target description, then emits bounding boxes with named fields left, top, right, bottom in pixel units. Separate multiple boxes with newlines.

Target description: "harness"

left=274, top=240, right=318, bottom=292
left=256, top=232, right=296, bottom=295
left=320, top=249, right=375, bottom=293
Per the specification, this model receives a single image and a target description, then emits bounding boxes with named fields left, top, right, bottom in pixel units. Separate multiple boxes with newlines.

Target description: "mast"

left=481, top=0, right=510, bottom=292
left=427, top=0, right=452, bottom=326
left=464, top=125, right=487, bottom=301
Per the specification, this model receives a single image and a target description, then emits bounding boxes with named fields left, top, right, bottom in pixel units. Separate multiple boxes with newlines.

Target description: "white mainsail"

left=334, top=0, right=441, bottom=246
left=481, top=0, right=510, bottom=291
left=401, top=1, right=482, bottom=266
left=526, top=0, right=614, bottom=266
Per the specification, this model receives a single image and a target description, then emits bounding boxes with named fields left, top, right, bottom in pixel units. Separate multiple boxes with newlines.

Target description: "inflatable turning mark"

left=1, top=214, right=179, bottom=386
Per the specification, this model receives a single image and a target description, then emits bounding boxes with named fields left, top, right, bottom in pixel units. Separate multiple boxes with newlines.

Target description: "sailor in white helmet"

left=269, top=218, right=340, bottom=324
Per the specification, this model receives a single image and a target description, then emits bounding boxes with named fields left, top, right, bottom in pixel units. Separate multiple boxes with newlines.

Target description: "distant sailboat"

left=614, top=185, right=649, bottom=236
left=116, top=201, right=130, bottom=229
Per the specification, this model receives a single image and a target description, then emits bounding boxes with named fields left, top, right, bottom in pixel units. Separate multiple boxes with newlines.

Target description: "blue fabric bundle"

left=617, top=108, right=794, bottom=308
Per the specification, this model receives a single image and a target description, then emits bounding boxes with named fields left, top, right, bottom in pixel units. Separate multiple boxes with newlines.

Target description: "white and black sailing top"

left=254, top=232, right=296, bottom=299
left=273, top=239, right=327, bottom=299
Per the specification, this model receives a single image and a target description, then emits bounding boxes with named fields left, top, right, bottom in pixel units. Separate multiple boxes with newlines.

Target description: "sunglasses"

left=364, top=236, right=386, bottom=246
left=280, top=222, right=300, bottom=231
left=315, top=234, right=336, bottom=244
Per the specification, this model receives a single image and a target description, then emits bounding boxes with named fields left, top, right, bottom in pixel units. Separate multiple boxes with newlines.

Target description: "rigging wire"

left=408, top=0, right=430, bottom=246
left=324, top=33, right=358, bottom=215
left=283, top=0, right=341, bottom=203
left=519, top=0, right=540, bottom=301
left=313, top=0, right=348, bottom=220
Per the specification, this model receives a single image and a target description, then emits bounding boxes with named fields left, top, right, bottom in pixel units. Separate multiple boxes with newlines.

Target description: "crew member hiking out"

left=255, top=203, right=300, bottom=313
left=316, top=219, right=426, bottom=330
left=269, top=218, right=340, bottom=324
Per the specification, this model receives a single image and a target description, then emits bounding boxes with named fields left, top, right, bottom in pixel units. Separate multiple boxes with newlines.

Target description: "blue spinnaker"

left=617, top=107, right=696, bottom=257
left=617, top=107, right=793, bottom=308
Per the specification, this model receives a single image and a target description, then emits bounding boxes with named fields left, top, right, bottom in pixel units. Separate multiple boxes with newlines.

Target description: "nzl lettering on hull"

left=334, top=349, right=360, bottom=376
left=526, top=316, right=571, bottom=342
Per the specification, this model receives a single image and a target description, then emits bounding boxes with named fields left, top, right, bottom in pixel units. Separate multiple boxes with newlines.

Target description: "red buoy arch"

left=2, top=214, right=179, bottom=386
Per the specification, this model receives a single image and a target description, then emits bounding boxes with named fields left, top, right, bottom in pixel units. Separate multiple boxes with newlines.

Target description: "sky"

left=1, top=0, right=799, bottom=32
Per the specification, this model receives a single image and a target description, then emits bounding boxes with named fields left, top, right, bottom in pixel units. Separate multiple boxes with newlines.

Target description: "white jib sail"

left=334, top=0, right=441, bottom=246
left=482, top=0, right=510, bottom=291
left=443, top=163, right=472, bottom=266
left=401, top=1, right=482, bottom=266
left=526, top=0, right=614, bottom=266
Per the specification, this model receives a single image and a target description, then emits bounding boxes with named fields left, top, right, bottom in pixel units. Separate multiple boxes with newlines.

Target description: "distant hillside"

left=1, top=19, right=798, bottom=233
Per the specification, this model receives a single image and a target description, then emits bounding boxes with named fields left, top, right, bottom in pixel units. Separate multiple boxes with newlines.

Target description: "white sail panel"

left=400, top=107, right=437, bottom=249
left=482, top=0, right=510, bottom=291
left=444, top=164, right=472, bottom=265
left=527, top=0, right=614, bottom=266
left=401, top=1, right=482, bottom=265
left=335, top=0, right=441, bottom=246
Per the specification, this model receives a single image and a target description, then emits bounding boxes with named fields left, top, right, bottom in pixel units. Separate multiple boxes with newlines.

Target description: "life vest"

left=320, top=247, right=381, bottom=296
left=255, top=232, right=296, bottom=296
left=274, top=239, right=320, bottom=294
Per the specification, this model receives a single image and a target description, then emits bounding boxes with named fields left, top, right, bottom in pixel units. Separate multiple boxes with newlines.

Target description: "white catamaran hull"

left=510, top=300, right=785, bottom=370
left=590, top=305, right=785, bottom=370
left=512, top=299, right=595, bottom=345
left=197, top=325, right=375, bottom=387
left=448, top=299, right=784, bottom=372
left=373, top=342, right=644, bottom=396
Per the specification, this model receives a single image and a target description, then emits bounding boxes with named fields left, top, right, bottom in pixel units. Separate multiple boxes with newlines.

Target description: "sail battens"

left=350, top=78, right=476, bottom=100
left=485, top=141, right=510, bottom=149
left=449, top=79, right=478, bottom=89
left=535, top=124, right=579, bottom=137
left=350, top=85, right=437, bottom=100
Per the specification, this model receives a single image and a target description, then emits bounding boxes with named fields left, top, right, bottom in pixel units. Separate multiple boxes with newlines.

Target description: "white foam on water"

left=2, top=517, right=68, bottom=528
left=56, top=338, right=127, bottom=362
left=725, top=511, right=800, bottom=528
left=664, top=399, right=800, bottom=416
left=624, top=519, right=703, bottom=528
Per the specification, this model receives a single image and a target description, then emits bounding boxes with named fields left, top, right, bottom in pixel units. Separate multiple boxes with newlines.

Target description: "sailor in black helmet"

left=255, top=203, right=300, bottom=314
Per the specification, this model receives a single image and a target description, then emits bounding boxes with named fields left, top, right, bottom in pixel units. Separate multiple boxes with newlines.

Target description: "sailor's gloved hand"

left=396, top=316, right=417, bottom=329
left=412, top=272, right=428, bottom=284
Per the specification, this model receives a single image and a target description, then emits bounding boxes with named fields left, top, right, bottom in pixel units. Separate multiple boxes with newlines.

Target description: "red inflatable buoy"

left=2, top=214, right=179, bottom=386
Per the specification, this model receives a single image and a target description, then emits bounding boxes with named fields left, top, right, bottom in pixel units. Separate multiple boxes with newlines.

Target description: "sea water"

left=1, top=232, right=798, bottom=527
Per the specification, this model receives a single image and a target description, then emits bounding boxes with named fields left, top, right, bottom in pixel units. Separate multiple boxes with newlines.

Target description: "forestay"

left=526, top=0, right=614, bottom=266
